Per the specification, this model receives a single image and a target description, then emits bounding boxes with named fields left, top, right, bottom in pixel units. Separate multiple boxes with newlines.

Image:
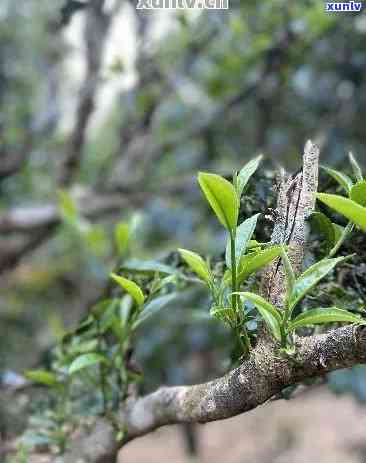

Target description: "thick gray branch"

left=55, top=324, right=366, bottom=463
left=0, top=192, right=147, bottom=234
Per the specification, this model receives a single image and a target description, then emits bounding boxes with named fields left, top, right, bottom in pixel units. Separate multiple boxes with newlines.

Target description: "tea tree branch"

left=54, top=324, right=366, bottom=463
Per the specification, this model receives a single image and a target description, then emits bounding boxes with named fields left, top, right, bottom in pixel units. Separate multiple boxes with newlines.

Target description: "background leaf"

left=99, top=299, right=120, bottom=333
left=91, top=298, right=117, bottom=319
left=309, top=211, right=336, bottom=253
left=320, top=166, right=353, bottom=193
left=210, top=306, right=236, bottom=325
left=25, top=370, right=60, bottom=388
left=114, top=222, right=129, bottom=256
left=349, top=152, right=363, bottom=183
left=134, top=293, right=177, bottom=328
left=58, top=190, right=78, bottom=225
left=68, top=353, right=109, bottom=375
left=119, top=259, right=178, bottom=276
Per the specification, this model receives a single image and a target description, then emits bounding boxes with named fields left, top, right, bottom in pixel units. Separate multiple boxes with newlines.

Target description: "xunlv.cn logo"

left=137, top=0, right=228, bottom=9
left=325, top=1, right=362, bottom=11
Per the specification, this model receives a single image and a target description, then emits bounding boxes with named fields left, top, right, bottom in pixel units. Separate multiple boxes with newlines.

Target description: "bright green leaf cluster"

left=314, top=153, right=364, bottom=255
left=235, top=250, right=364, bottom=347
left=180, top=156, right=285, bottom=355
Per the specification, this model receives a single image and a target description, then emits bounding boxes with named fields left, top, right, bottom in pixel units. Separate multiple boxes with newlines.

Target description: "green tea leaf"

left=320, top=166, right=353, bottom=193
left=328, top=221, right=354, bottom=258
left=58, top=190, right=78, bottom=225
left=91, top=298, right=116, bottom=319
left=289, top=307, right=363, bottom=331
left=67, top=340, right=99, bottom=358
left=248, top=239, right=263, bottom=249
left=309, top=211, right=336, bottom=252
left=225, top=214, right=260, bottom=269
left=99, top=299, right=120, bottom=333
left=332, top=223, right=344, bottom=243
left=210, top=306, right=236, bottom=325
left=150, top=274, right=177, bottom=295
left=110, top=316, right=126, bottom=341
left=61, top=314, right=95, bottom=342
left=178, top=248, right=211, bottom=284
left=316, top=193, right=366, bottom=232
left=232, top=170, right=238, bottom=191
left=114, top=222, right=129, bottom=256
left=237, top=245, right=282, bottom=285
left=68, top=353, right=109, bottom=374
left=133, top=293, right=176, bottom=328
left=280, top=247, right=295, bottom=298
left=198, top=172, right=239, bottom=231
left=119, top=294, right=133, bottom=326
left=349, top=152, right=363, bottom=182
left=85, top=226, right=108, bottom=256
left=110, top=273, right=145, bottom=306
left=235, top=291, right=282, bottom=341
left=25, top=370, right=60, bottom=388
left=288, top=256, right=346, bottom=313
left=120, top=258, right=178, bottom=276
left=350, top=181, right=366, bottom=207
left=236, top=155, right=263, bottom=197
